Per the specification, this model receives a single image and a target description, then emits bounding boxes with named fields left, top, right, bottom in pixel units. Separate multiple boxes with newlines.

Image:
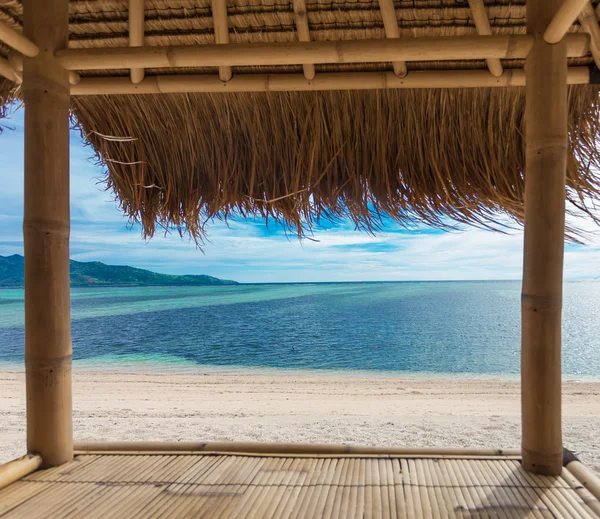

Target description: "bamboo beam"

left=467, top=0, right=503, bottom=77
left=70, top=67, right=591, bottom=95
left=129, top=0, right=144, bottom=83
left=0, top=55, right=21, bottom=82
left=522, top=0, right=566, bottom=476
left=55, top=33, right=590, bottom=71
left=212, top=0, right=232, bottom=82
left=8, top=51, right=80, bottom=85
left=544, top=0, right=589, bottom=43
left=566, top=461, right=600, bottom=502
left=23, top=0, right=73, bottom=468
left=73, top=441, right=521, bottom=457
left=292, top=0, right=316, bottom=80
left=377, top=0, right=407, bottom=77
left=0, top=454, right=42, bottom=491
left=0, top=19, right=39, bottom=57
left=578, top=3, right=600, bottom=69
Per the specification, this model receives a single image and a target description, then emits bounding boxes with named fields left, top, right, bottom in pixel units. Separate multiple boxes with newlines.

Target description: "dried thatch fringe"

left=69, top=86, right=599, bottom=243
left=0, top=78, right=17, bottom=128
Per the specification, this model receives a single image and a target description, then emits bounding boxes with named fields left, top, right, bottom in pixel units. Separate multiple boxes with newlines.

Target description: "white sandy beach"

left=1, top=371, right=599, bottom=474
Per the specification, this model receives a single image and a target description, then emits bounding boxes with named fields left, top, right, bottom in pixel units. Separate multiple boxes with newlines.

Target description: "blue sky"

left=1, top=105, right=599, bottom=283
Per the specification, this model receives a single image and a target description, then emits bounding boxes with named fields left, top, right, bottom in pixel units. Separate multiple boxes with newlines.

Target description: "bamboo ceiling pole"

left=8, top=51, right=80, bottom=85
left=377, top=0, right=407, bottom=78
left=544, top=0, right=589, bottom=43
left=578, top=3, right=600, bottom=69
left=212, top=0, right=232, bottom=82
left=55, top=33, right=590, bottom=70
left=467, top=0, right=503, bottom=77
left=0, top=55, right=21, bottom=82
left=129, top=0, right=144, bottom=83
left=522, top=0, right=567, bottom=476
left=23, top=0, right=73, bottom=468
left=0, top=19, right=39, bottom=57
left=292, top=0, right=316, bottom=80
left=69, top=67, right=590, bottom=95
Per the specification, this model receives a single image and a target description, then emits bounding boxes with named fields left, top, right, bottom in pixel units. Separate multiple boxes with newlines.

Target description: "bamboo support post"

left=467, top=0, right=503, bottom=77
left=578, top=3, right=600, bottom=69
left=23, top=0, right=73, bottom=468
left=55, top=33, right=590, bottom=71
left=0, top=55, right=21, bottom=82
left=8, top=51, right=80, bottom=85
left=69, top=67, right=591, bottom=95
left=377, top=0, right=407, bottom=77
left=0, top=19, right=39, bottom=57
left=544, top=0, right=589, bottom=43
left=129, top=0, right=144, bottom=83
left=292, top=0, right=316, bottom=80
left=212, top=0, right=232, bottom=82
left=0, top=454, right=42, bottom=491
left=521, top=0, right=567, bottom=476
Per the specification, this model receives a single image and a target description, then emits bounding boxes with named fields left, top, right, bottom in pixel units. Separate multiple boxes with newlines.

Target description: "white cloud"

left=1, top=107, right=599, bottom=283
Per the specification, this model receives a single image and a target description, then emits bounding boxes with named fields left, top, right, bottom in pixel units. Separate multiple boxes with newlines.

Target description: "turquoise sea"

left=0, top=281, right=599, bottom=379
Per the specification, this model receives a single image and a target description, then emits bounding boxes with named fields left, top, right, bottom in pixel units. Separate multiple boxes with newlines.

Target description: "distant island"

left=0, top=254, right=238, bottom=287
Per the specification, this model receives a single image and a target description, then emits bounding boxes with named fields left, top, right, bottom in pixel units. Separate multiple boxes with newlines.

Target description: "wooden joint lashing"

left=292, top=0, right=316, bottom=80
left=467, top=0, right=503, bottom=77
left=212, top=0, right=233, bottom=82
left=129, top=0, right=145, bottom=83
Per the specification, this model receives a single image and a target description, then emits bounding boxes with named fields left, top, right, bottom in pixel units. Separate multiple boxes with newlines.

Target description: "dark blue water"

left=1, top=281, right=599, bottom=378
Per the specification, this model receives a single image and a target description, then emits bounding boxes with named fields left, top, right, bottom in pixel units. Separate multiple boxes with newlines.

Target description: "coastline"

left=1, top=370, right=599, bottom=475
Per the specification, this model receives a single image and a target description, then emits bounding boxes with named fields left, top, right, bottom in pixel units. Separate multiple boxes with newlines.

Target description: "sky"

left=1, top=106, right=599, bottom=283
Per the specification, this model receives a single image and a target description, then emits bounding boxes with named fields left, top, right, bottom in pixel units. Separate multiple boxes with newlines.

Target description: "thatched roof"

left=1, top=0, right=600, bottom=241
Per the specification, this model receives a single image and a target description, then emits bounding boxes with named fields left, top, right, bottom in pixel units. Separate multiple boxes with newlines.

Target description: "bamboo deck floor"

left=1, top=453, right=599, bottom=518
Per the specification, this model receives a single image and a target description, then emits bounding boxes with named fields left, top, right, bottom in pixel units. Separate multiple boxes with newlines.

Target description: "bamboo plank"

left=55, top=34, right=589, bottom=71
left=0, top=454, right=42, bottom=491
left=562, top=466, right=600, bottom=517
left=287, top=457, right=327, bottom=519
left=272, top=457, right=312, bottom=519
left=401, top=458, right=421, bottom=518
left=423, top=459, right=453, bottom=518
left=568, top=460, right=600, bottom=502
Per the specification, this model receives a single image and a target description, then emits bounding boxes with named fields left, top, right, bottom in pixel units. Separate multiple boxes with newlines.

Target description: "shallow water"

left=0, top=281, right=599, bottom=378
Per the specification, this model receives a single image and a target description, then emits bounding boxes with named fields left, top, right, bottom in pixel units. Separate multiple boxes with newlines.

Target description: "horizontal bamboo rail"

left=468, top=0, right=503, bottom=77
left=377, top=0, right=407, bottom=77
left=73, top=441, right=521, bottom=458
left=56, top=34, right=590, bottom=71
left=70, top=67, right=590, bottom=95
left=545, top=0, right=589, bottom=44
left=0, top=19, right=39, bottom=57
left=9, top=51, right=80, bottom=85
left=579, top=3, right=600, bottom=69
left=0, top=454, right=42, bottom=491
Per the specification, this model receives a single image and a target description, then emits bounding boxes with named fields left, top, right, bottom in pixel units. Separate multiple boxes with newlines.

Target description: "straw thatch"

left=2, top=0, right=600, bottom=241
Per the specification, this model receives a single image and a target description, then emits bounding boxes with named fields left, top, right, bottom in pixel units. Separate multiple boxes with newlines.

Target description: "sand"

left=1, top=371, right=599, bottom=474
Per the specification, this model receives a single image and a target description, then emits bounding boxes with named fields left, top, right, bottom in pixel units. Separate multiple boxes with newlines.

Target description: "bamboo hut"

left=1, top=0, right=600, bottom=516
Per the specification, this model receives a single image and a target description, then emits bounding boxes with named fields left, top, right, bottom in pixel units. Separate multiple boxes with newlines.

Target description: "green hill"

left=0, top=254, right=238, bottom=287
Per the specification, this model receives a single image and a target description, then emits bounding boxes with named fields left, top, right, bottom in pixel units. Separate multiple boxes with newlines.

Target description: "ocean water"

left=0, top=281, right=599, bottom=379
